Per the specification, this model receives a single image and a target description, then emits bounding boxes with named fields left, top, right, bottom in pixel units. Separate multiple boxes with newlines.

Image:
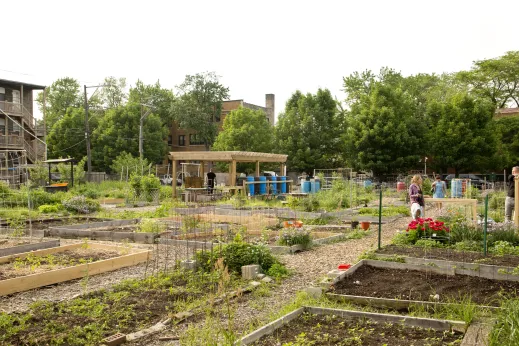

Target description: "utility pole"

left=84, top=85, right=92, bottom=181
left=139, top=104, right=153, bottom=160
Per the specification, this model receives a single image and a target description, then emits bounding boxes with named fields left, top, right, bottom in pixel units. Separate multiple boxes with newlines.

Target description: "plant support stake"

left=484, top=194, right=488, bottom=256
left=378, top=189, right=382, bottom=250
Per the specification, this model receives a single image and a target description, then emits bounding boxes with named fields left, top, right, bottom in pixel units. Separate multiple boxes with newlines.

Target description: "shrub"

left=137, top=219, right=165, bottom=233
left=38, top=204, right=62, bottom=214
left=62, top=196, right=101, bottom=214
left=267, top=263, right=290, bottom=278
left=449, top=222, right=483, bottom=243
left=278, top=227, right=312, bottom=248
left=488, top=225, right=519, bottom=247
left=490, top=241, right=519, bottom=256
left=392, top=229, right=418, bottom=246
left=195, top=242, right=279, bottom=274
left=454, top=241, right=482, bottom=252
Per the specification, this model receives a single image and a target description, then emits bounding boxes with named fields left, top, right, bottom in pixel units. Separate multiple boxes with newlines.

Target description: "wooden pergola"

left=168, top=151, right=288, bottom=197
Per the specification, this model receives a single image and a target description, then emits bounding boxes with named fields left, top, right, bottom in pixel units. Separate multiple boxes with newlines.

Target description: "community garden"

left=0, top=172, right=518, bottom=345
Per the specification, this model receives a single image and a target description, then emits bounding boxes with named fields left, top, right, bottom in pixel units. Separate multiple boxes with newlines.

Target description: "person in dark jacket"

left=505, top=166, right=519, bottom=222
left=207, top=169, right=216, bottom=194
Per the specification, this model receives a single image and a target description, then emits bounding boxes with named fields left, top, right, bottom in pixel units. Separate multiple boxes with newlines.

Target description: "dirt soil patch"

left=250, top=312, right=463, bottom=346
left=377, top=245, right=519, bottom=267
left=0, top=248, right=120, bottom=280
left=332, top=265, right=519, bottom=306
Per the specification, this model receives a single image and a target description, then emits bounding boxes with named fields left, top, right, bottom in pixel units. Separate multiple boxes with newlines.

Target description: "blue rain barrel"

left=363, top=180, right=372, bottom=188
left=311, top=178, right=321, bottom=193
left=271, top=176, right=278, bottom=195
left=302, top=181, right=311, bottom=193
left=259, top=176, right=267, bottom=195
left=280, top=176, right=287, bottom=193
left=451, top=179, right=462, bottom=198
left=246, top=176, right=255, bottom=196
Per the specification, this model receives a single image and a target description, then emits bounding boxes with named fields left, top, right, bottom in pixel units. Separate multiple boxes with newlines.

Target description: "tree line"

left=40, top=51, right=519, bottom=176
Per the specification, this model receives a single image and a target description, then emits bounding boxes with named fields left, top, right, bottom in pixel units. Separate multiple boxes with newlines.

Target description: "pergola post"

left=172, top=160, right=177, bottom=198
left=515, top=177, right=519, bottom=227
left=255, top=161, right=260, bottom=176
left=280, top=163, right=285, bottom=176
left=200, top=161, right=205, bottom=183
left=231, top=160, right=237, bottom=187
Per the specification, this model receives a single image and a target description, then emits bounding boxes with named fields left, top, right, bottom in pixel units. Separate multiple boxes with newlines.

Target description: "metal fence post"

left=484, top=194, right=488, bottom=256
left=378, top=189, right=382, bottom=250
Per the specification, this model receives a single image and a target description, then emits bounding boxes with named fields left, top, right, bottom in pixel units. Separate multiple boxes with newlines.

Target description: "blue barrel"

left=311, top=178, right=321, bottom=193
left=246, top=176, right=255, bottom=196
left=280, top=176, right=287, bottom=193
left=302, top=181, right=311, bottom=193
left=451, top=179, right=462, bottom=198
left=363, top=180, right=372, bottom=188
left=271, top=176, right=278, bottom=195
left=259, top=176, right=267, bottom=195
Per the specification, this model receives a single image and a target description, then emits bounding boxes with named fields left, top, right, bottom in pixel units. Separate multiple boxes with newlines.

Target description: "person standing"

left=431, top=175, right=446, bottom=210
left=505, top=166, right=519, bottom=222
left=409, top=175, right=425, bottom=219
left=207, top=169, right=216, bottom=194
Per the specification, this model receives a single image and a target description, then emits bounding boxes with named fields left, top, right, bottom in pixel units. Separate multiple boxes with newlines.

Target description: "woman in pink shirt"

left=409, top=175, right=424, bottom=219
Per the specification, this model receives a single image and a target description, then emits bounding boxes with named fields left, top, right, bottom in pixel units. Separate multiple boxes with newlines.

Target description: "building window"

left=168, top=135, right=172, bottom=147
left=189, top=134, right=204, bottom=145
left=0, top=118, right=5, bottom=133
left=178, top=135, right=185, bottom=146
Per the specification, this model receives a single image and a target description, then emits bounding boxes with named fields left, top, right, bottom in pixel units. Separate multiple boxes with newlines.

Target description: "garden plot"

left=0, top=217, right=111, bottom=237
left=0, top=238, right=60, bottom=257
left=377, top=244, right=519, bottom=267
left=239, top=307, right=465, bottom=346
left=0, top=242, right=151, bottom=296
left=326, top=260, right=519, bottom=309
left=0, top=269, right=227, bottom=346
left=46, top=219, right=157, bottom=243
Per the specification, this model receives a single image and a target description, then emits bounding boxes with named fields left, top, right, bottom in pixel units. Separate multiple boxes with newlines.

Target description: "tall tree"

left=458, top=51, right=519, bottom=108
left=426, top=94, right=497, bottom=174
left=92, top=103, right=167, bottom=172
left=128, top=80, right=174, bottom=125
left=98, top=76, right=127, bottom=109
left=275, top=89, right=342, bottom=173
left=213, top=107, right=274, bottom=153
left=36, top=77, right=82, bottom=129
left=46, top=108, right=91, bottom=160
left=342, top=81, right=425, bottom=176
left=170, top=72, right=230, bottom=150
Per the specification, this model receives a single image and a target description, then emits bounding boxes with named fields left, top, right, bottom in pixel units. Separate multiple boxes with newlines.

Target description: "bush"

left=454, top=240, right=482, bottom=252
left=278, top=227, right=312, bottom=248
left=267, top=263, right=290, bottom=278
left=449, top=222, right=483, bottom=243
left=392, top=230, right=418, bottom=246
left=62, top=196, right=101, bottom=214
left=488, top=225, right=519, bottom=247
left=137, top=219, right=165, bottom=233
left=490, top=241, right=519, bottom=256
left=195, top=242, right=279, bottom=274
left=38, top=204, right=62, bottom=214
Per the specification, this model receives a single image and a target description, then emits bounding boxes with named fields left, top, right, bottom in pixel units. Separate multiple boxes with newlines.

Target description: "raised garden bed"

left=0, top=238, right=60, bottom=257
left=239, top=306, right=466, bottom=345
left=0, top=269, right=224, bottom=346
left=326, top=260, right=519, bottom=307
left=46, top=219, right=157, bottom=244
left=377, top=244, right=519, bottom=267
left=0, top=217, right=111, bottom=237
left=159, top=230, right=346, bottom=254
left=0, top=242, right=151, bottom=296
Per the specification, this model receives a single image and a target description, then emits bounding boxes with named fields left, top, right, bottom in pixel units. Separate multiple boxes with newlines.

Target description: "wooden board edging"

left=0, top=239, right=60, bottom=257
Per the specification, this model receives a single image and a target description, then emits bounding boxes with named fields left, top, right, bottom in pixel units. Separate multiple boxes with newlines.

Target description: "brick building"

left=167, top=93, right=275, bottom=154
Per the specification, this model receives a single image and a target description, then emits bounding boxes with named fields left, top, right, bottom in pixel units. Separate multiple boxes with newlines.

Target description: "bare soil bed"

left=0, top=248, right=120, bottom=280
left=377, top=244, right=519, bottom=267
left=332, top=265, right=519, bottom=306
left=249, top=312, right=463, bottom=346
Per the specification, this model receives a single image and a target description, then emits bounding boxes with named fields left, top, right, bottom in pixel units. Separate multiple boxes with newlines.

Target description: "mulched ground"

left=250, top=312, right=463, bottom=346
left=377, top=244, right=519, bottom=267
left=332, top=264, right=519, bottom=306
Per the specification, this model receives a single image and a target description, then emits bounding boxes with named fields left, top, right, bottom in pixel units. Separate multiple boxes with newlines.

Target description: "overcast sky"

left=2, top=0, right=518, bottom=121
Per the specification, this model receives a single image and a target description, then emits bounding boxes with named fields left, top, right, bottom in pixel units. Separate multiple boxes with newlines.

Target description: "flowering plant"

left=407, top=218, right=450, bottom=239
left=278, top=227, right=312, bottom=248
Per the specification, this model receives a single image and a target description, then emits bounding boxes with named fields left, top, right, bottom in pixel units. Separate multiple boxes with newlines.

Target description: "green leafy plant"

left=37, top=204, right=62, bottom=214
left=267, top=263, right=291, bottom=278
left=62, top=196, right=100, bottom=214
left=278, top=227, right=312, bottom=248
left=490, top=241, right=519, bottom=256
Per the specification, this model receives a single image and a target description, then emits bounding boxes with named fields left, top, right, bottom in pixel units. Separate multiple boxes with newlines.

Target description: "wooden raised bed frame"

left=0, top=243, right=152, bottom=296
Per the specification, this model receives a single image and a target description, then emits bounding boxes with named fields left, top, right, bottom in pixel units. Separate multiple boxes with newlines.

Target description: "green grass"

left=490, top=298, right=519, bottom=346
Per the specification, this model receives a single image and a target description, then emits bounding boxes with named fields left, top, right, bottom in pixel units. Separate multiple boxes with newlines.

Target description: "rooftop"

left=168, top=151, right=287, bottom=163
left=0, top=78, right=46, bottom=90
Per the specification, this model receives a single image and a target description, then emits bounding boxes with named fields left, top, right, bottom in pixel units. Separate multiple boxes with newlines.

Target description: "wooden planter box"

left=0, top=243, right=152, bottom=296
left=0, top=239, right=60, bottom=257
